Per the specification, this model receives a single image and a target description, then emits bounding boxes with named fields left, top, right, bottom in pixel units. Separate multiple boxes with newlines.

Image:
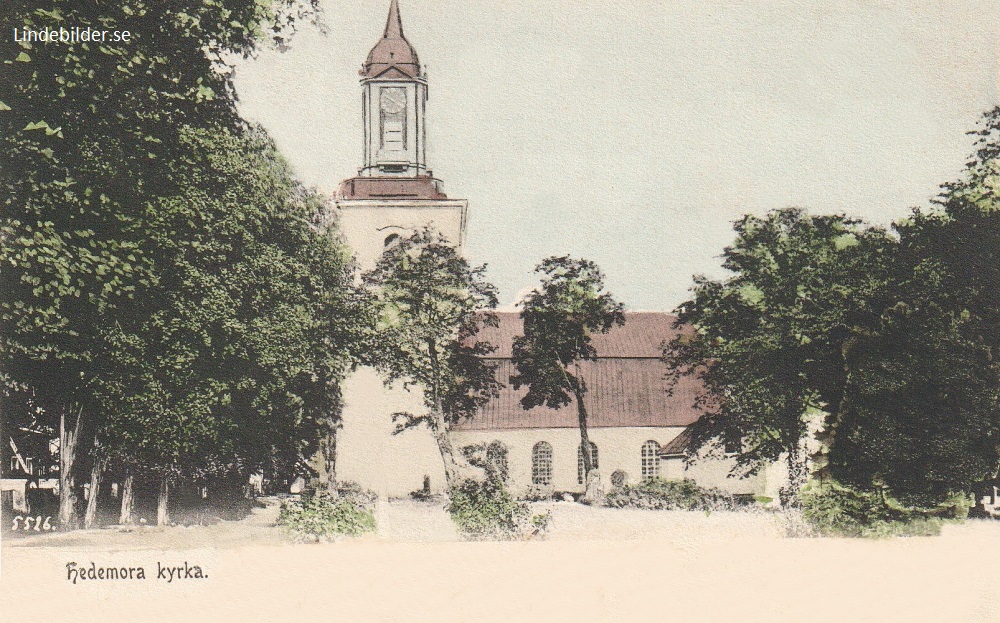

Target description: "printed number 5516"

left=11, top=515, right=53, bottom=531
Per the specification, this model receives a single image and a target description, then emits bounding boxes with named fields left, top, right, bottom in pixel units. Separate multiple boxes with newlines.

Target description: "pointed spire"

left=362, top=0, right=421, bottom=79
left=384, top=0, right=404, bottom=39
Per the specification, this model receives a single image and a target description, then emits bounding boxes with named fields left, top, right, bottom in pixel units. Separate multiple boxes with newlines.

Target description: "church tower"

left=336, top=0, right=467, bottom=271
left=330, top=0, right=457, bottom=498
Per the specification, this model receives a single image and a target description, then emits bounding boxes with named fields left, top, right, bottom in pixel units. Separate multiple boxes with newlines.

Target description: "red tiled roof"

left=659, top=425, right=694, bottom=456
left=454, top=312, right=707, bottom=431
left=474, top=311, right=683, bottom=359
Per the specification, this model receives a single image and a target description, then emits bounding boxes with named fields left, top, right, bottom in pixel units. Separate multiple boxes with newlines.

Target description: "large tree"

left=93, top=124, right=354, bottom=523
left=665, top=209, right=892, bottom=502
left=363, top=228, right=501, bottom=488
left=828, top=110, right=1000, bottom=507
left=510, top=256, right=625, bottom=501
left=0, top=0, right=351, bottom=527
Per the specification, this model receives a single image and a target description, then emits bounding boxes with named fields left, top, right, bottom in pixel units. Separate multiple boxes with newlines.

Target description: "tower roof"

left=361, top=0, right=421, bottom=80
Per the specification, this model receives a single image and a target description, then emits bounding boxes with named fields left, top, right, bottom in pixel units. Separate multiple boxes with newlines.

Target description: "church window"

left=577, top=441, right=599, bottom=484
left=641, top=440, right=660, bottom=479
left=531, top=441, right=553, bottom=485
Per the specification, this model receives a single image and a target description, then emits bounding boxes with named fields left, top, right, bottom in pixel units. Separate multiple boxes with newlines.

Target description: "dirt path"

left=7, top=495, right=999, bottom=551
left=537, top=501, right=786, bottom=541
left=375, top=498, right=459, bottom=542
left=4, top=496, right=292, bottom=551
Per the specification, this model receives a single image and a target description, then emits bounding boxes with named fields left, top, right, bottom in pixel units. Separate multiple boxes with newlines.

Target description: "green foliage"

left=277, top=490, right=377, bottom=541
left=364, top=228, right=501, bottom=426
left=799, top=483, right=946, bottom=538
left=93, top=124, right=355, bottom=482
left=519, top=485, right=555, bottom=502
left=604, top=477, right=749, bottom=512
left=511, top=257, right=625, bottom=411
left=530, top=511, right=552, bottom=537
left=511, top=256, right=624, bottom=486
left=829, top=111, right=1000, bottom=507
left=0, top=0, right=353, bottom=510
left=1, top=0, right=323, bottom=396
left=668, top=111, right=1000, bottom=511
left=460, top=441, right=509, bottom=483
left=363, top=228, right=501, bottom=485
left=666, top=209, right=892, bottom=479
left=446, top=477, right=531, bottom=541
left=831, top=297, right=1000, bottom=507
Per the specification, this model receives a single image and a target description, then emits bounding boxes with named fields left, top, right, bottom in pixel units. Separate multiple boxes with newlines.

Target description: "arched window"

left=384, top=233, right=401, bottom=247
left=577, top=441, right=599, bottom=484
left=641, top=440, right=661, bottom=479
left=531, top=442, right=553, bottom=485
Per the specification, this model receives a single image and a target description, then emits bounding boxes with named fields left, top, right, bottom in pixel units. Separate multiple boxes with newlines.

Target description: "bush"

left=604, top=478, right=747, bottom=511
left=798, top=482, right=946, bottom=538
left=277, top=489, right=376, bottom=541
left=447, top=477, right=532, bottom=540
left=519, top=484, right=555, bottom=502
left=530, top=511, right=552, bottom=535
left=460, top=441, right=510, bottom=483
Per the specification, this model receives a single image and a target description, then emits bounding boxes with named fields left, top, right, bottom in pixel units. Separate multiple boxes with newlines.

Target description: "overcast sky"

left=233, top=0, right=999, bottom=311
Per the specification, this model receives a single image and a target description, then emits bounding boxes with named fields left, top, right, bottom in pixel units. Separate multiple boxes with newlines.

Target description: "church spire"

left=362, top=0, right=421, bottom=79
left=384, top=0, right=404, bottom=39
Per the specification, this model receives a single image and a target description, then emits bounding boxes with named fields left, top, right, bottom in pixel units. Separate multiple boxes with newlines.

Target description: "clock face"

left=380, top=88, right=406, bottom=114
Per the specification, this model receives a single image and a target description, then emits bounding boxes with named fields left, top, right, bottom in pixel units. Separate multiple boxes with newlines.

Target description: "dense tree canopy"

left=93, top=124, right=354, bottom=486
left=363, top=228, right=501, bottom=486
left=665, top=210, right=891, bottom=489
left=1, top=0, right=354, bottom=525
left=829, top=111, right=1000, bottom=506
left=669, top=110, right=1000, bottom=508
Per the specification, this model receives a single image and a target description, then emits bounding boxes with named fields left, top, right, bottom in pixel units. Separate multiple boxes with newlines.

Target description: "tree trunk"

left=782, top=445, right=809, bottom=508
left=429, top=405, right=462, bottom=487
left=322, top=415, right=339, bottom=495
left=119, top=472, right=135, bottom=525
left=812, top=337, right=857, bottom=484
left=83, top=452, right=105, bottom=529
left=425, top=339, right=477, bottom=488
left=157, top=476, right=170, bottom=526
left=58, top=406, right=83, bottom=529
left=574, top=383, right=600, bottom=503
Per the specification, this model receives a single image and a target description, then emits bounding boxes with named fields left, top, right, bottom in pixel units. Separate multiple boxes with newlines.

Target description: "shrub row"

left=797, top=483, right=962, bottom=538
left=277, top=487, right=377, bottom=541
left=446, top=477, right=549, bottom=540
left=604, top=478, right=750, bottom=512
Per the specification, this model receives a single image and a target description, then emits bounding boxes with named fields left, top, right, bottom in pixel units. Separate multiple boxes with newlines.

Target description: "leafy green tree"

left=510, top=257, right=625, bottom=500
left=665, top=210, right=892, bottom=502
left=828, top=110, right=1000, bottom=507
left=363, top=228, right=501, bottom=487
left=1, top=0, right=346, bottom=526
left=91, top=124, right=355, bottom=522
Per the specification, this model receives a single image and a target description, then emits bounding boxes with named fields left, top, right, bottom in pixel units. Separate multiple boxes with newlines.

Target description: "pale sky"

left=233, top=0, right=999, bottom=311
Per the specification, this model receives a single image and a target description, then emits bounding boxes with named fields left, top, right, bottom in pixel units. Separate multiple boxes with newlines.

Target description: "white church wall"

left=450, top=426, right=690, bottom=495
left=336, top=366, right=448, bottom=498
left=336, top=200, right=467, bottom=271
left=659, top=451, right=786, bottom=501
left=679, top=454, right=768, bottom=497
